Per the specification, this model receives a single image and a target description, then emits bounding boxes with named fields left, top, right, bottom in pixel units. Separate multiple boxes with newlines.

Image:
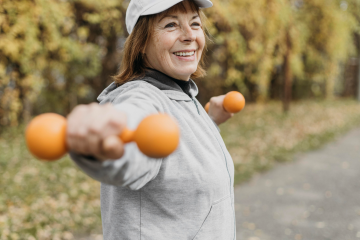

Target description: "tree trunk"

left=358, top=36, right=360, bottom=101
left=283, top=30, right=293, bottom=113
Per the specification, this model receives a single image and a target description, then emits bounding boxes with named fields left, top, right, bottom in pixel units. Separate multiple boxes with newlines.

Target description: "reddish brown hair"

left=113, top=0, right=209, bottom=85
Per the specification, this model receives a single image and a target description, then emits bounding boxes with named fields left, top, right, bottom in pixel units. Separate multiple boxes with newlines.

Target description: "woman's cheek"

left=197, top=49, right=202, bottom=62
left=158, top=32, right=173, bottom=45
left=199, top=34, right=205, bottom=51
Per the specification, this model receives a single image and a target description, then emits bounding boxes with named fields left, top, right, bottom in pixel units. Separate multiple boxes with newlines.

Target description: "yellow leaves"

left=225, top=68, right=243, bottom=87
left=58, top=48, right=71, bottom=63
left=83, top=13, right=102, bottom=24
left=0, top=63, right=6, bottom=79
left=61, top=17, right=74, bottom=35
left=208, top=63, right=222, bottom=77
left=226, top=31, right=246, bottom=64
left=21, top=74, right=44, bottom=101
left=206, top=0, right=296, bottom=99
left=0, top=87, right=21, bottom=126
left=0, top=0, right=127, bottom=127
left=291, top=55, right=304, bottom=78
left=0, top=13, right=7, bottom=30
left=78, top=85, right=92, bottom=98
left=35, top=56, right=47, bottom=70
left=80, top=1, right=124, bottom=36
left=0, top=37, right=21, bottom=61
left=204, top=0, right=359, bottom=101
left=248, top=40, right=264, bottom=57
left=77, top=27, right=89, bottom=42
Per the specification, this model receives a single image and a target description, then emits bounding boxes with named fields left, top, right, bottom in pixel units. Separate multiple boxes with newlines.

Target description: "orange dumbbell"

left=205, top=91, right=245, bottom=113
left=25, top=113, right=180, bottom=161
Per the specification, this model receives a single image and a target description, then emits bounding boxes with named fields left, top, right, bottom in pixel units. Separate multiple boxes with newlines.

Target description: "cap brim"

left=142, top=0, right=213, bottom=16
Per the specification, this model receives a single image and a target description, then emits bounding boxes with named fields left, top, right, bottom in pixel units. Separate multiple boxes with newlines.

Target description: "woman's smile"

left=172, top=49, right=197, bottom=61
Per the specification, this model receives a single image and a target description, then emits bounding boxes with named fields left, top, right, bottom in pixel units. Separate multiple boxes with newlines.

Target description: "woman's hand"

left=66, top=103, right=127, bottom=161
left=207, top=95, right=234, bottom=125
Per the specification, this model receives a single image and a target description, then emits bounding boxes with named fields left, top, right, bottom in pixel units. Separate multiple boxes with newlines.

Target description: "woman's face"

left=144, top=2, right=205, bottom=81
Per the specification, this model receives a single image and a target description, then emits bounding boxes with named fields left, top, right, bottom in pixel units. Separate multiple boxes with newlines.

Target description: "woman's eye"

left=165, top=23, right=176, bottom=28
left=192, top=22, right=201, bottom=27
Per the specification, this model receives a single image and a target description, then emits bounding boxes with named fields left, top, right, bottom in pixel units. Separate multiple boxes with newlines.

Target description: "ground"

left=235, top=128, right=360, bottom=240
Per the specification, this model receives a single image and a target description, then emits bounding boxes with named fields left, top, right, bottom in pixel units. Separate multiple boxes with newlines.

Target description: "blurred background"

left=1, top=0, right=360, bottom=239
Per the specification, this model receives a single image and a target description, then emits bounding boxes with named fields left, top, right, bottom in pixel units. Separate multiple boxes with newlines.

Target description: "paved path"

left=235, top=128, right=360, bottom=240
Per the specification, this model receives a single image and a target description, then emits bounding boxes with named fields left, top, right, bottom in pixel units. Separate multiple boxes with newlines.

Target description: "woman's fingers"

left=208, top=95, right=233, bottom=125
left=209, top=95, right=225, bottom=111
left=66, top=103, right=127, bottom=161
left=89, top=108, right=127, bottom=159
left=99, top=135, right=125, bottom=160
left=66, top=105, right=90, bottom=154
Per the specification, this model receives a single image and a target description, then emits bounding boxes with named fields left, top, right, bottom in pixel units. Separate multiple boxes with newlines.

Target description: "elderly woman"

left=68, top=0, right=236, bottom=239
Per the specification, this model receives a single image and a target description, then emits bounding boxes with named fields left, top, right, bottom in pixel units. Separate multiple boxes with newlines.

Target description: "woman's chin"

left=171, top=66, right=197, bottom=79
left=172, top=71, right=195, bottom=80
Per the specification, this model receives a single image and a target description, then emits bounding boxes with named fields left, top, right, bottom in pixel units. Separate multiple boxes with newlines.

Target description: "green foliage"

left=0, top=0, right=359, bottom=127
left=300, top=0, right=357, bottom=98
left=202, top=0, right=357, bottom=102
left=0, top=0, right=126, bottom=127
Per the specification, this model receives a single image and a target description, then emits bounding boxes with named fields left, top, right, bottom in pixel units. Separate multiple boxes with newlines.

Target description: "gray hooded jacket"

left=69, top=69, right=236, bottom=240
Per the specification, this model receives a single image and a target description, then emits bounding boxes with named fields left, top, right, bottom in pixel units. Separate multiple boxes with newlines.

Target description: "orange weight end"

left=223, top=91, right=245, bottom=113
left=134, top=114, right=180, bottom=158
left=25, top=113, right=67, bottom=161
left=205, top=102, right=210, bottom=113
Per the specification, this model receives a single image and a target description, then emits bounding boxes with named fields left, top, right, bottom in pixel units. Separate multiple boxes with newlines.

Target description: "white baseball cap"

left=126, top=0, right=213, bottom=34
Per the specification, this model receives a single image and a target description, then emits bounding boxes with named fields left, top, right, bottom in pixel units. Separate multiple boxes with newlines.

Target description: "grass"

left=220, top=99, right=360, bottom=185
left=1, top=99, right=360, bottom=239
left=0, top=128, right=102, bottom=239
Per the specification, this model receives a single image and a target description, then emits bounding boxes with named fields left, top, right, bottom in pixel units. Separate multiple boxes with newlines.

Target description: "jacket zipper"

left=211, top=128, right=236, bottom=240
left=191, top=97, right=200, bottom=115
left=193, top=96, right=235, bottom=240
left=191, top=97, right=231, bottom=190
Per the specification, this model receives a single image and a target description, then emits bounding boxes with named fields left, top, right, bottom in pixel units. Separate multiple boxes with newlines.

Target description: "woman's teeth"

left=174, top=51, right=195, bottom=57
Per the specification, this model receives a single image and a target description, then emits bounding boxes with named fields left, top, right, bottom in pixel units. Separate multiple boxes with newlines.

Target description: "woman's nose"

left=180, top=25, right=196, bottom=42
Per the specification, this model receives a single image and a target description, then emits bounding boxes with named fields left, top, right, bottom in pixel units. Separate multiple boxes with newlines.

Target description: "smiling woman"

left=145, top=3, right=205, bottom=80
left=67, top=0, right=237, bottom=239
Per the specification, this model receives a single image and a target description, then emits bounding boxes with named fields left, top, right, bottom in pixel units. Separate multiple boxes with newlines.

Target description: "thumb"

left=101, top=135, right=125, bottom=160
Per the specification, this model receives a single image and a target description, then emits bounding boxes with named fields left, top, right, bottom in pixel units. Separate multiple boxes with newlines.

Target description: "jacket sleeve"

left=69, top=82, right=165, bottom=190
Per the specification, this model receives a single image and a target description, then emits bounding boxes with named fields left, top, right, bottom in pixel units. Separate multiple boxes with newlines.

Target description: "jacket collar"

left=140, top=68, right=199, bottom=101
left=97, top=69, right=199, bottom=102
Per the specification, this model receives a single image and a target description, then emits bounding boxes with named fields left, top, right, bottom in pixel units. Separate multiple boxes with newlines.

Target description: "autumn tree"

left=0, top=0, right=127, bottom=128
left=201, top=0, right=356, bottom=110
left=1, top=0, right=359, bottom=128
